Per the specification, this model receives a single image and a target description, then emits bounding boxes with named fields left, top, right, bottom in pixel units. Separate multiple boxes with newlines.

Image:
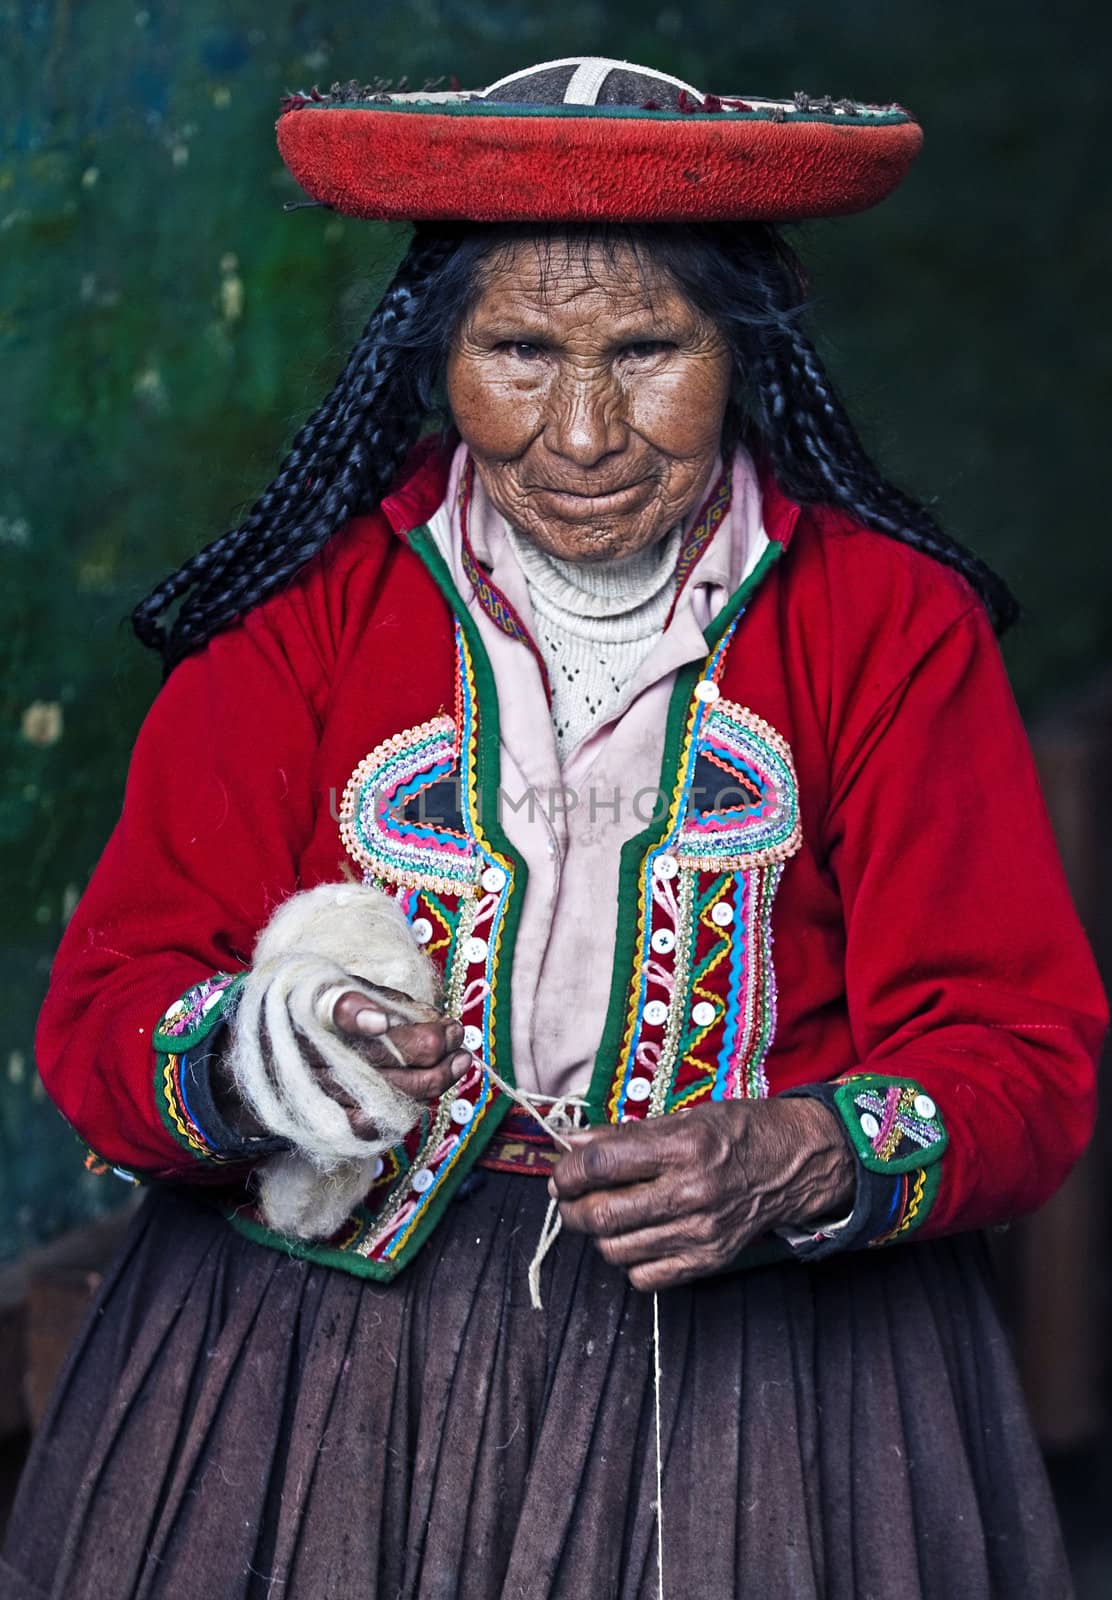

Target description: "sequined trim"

left=606, top=627, right=802, bottom=1121
left=152, top=972, right=245, bottom=1160
left=833, top=1074, right=948, bottom=1175
left=678, top=700, right=802, bottom=869
left=152, top=972, right=242, bottom=1051
left=319, top=623, right=518, bottom=1267
left=338, top=714, right=481, bottom=897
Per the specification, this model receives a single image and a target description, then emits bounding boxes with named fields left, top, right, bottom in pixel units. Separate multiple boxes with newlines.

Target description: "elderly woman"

left=3, top=58, right=1106, bottom=1600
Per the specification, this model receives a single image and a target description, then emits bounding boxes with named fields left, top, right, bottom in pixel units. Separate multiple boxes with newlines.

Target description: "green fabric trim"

left=226, top=1202, right=794, bottom=1280
left=223, top=1085, right=507, bottom=1282
left=326, top=522, right=526, bottom=1272
left=833, top=1073, right=948, bottom=1176
left=152, top=972, right=244, bottom=1053
left=224, top=1210, right=404, bottom=1280
left=405, top=526, right=529, bottom=1102
left=311, top=100, right=912, bottom=128
left=586, top=540, right=784, bottom=1120
left=152, top=973, right=246, bottom=1162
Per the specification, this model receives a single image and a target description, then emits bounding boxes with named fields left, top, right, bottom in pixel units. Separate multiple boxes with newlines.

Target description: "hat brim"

left=277, top=100, right=922, bottom=225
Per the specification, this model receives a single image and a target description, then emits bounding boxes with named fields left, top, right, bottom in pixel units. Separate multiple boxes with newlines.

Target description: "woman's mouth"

left=530, top=479, right=653, bottom=518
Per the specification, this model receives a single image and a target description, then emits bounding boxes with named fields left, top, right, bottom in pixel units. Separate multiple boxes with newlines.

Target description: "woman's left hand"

left=550, top=1099, right=856, bottom=1291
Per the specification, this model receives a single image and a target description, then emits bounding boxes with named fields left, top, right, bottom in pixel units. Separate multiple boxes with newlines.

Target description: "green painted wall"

left=1, top=1, right=1108, bottom=1256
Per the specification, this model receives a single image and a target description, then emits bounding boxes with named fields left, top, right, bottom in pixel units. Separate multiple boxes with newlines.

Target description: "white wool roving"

left=226, top=882, right=442, bottom=1240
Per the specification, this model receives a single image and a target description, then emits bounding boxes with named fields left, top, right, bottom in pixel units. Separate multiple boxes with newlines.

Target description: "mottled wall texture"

left=1, top=1, right=1108, bottom=1255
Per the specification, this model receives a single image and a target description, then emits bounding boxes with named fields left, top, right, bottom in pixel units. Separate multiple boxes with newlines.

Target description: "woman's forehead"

left=469, top=236, right=695, bottom=323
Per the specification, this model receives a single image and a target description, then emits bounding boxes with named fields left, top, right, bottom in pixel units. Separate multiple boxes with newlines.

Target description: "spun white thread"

left=653, top=1289, right=665, bottom=1600
left=483, top=1058, right=666, bottom=1600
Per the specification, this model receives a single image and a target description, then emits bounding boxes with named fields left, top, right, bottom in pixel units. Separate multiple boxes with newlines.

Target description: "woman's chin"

left=520, top=486, right=669, bottom=562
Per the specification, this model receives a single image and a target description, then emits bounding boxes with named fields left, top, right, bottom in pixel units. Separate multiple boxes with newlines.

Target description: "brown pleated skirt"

left=2, top=1175, right=1071, bottom=1600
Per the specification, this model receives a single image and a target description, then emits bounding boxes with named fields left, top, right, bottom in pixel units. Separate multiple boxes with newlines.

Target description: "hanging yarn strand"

left=653, top=1290, right=666, bottom=1600
left=481, top=1059, right=666, bottom=1600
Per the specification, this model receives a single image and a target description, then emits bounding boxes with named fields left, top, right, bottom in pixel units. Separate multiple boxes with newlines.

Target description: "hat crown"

left=482, top=57, right=702, bottom=111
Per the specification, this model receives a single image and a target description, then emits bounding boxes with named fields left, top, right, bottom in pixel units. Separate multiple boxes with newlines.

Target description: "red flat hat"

left=276, top=57, right=922, bottom=225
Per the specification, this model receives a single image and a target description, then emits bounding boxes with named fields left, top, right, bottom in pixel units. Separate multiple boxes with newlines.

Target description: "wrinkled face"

left=445, top=238, right=733, bottom=563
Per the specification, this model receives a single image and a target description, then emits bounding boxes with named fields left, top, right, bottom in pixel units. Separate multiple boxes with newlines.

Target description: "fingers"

left=550, top=1124, right=680, bottom=1199
left=375, top=1055, right=471, bottom=1103
left=330, top=990, right=465, bottom=1069
left=548, top=1108, right=771, bottom=1293
left=370, top=1017, right=465, bottom=1068
left=555, top=1175, right=686, bottom=1239
left=330, top=989, right=442, bottom=1035
left=316, top=989, right=472, bottom=1122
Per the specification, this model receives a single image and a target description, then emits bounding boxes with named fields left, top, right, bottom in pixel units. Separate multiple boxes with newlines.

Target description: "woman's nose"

left=543, top=371, right=627, bottom=466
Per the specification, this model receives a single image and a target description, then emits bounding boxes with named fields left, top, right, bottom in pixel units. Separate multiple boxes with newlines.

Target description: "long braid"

left=654, top=221, right=1020, bottom=634
left=753, top=322, right=1020, bottom=630
left=132, top=233, right=459, bottom=668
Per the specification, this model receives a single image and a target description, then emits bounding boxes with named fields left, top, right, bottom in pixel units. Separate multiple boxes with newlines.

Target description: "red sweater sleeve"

left=820, top=601, right=1107, bottom=1240
left=35, top=598, right=329, bottom=1178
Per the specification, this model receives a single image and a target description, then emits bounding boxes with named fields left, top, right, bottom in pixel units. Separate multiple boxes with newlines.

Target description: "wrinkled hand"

left=325, top=987, right=470, bottom=1136
left=550, top=1098, right=855, bottom=1292
left=213, top=986, right=470, bottom=1142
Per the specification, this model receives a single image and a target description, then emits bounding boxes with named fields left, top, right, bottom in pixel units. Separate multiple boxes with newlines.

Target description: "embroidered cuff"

left=178, top=1026, right=291, bottom=1160
left=153, top=973, right=281, bottom=1163
left=779, top=1074, right=947, bottom=1255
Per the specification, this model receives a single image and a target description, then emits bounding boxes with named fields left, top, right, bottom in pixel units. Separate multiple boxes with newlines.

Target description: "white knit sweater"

left=507, top=525, right=683, bottom=760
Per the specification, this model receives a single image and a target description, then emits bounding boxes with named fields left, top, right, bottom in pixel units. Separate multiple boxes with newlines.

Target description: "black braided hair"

left=135, top=220, right=1017, bottom=667
left=640, top=222, right=1020, bottom=631
left=132, top=233, right=463, bottom=667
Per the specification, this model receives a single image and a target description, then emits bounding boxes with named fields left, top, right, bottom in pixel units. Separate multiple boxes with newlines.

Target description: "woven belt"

left=476, top=1105, right=568, bottom=1178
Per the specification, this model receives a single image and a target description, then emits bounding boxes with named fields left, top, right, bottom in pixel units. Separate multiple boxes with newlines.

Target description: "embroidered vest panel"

left=228, top=537, right=798, bottom=1279
left=596, top=634, right=802, bottom=1126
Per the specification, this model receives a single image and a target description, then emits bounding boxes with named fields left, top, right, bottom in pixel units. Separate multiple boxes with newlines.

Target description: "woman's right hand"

left=325, top=988, right=471, bottom=1136
left=211, top=987, right=471, bottom=1143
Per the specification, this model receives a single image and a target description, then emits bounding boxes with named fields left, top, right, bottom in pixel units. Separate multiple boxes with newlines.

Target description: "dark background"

left=2, top=0, right=1109, bottom=1469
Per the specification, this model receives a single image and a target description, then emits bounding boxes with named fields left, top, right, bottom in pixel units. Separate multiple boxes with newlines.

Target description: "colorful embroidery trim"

left=152, top=971, right=243, bottom=1052
left=833, top=1075, right=948, bottom=1176
left=678, top=701, right=802, bottom=869
left=712, top=864, right=782, bottom=1101
left=339, top=715, right=480, bottom=897
left=329, top=622, right=518, bottom=1266
left=605, top=628, right=803, bottom=1122
left=666, top=470, right=732, bottom=620
left=152, top=971, right=246, bottom=1160
left=868, top=1162, right=941, bottom=1246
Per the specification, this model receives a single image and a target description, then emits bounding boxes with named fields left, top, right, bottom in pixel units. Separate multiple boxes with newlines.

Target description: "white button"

left=462, top=1025, right=484, bottom=1052
left=913, top=1094, right=937, bottom=1121
left=463, top=936, right=489, bottom=964
left=481, top=865, right=506, bottom=893
left=691, top=1001, right=717, bottom=1028
left=411, top=917, right=433, bottom=945
left=694, top=680, right=721, bottom=704
left=371, top=1155, right=385, bottom=1180
left=650, top=928, right=676, bottom=955
left=411, top=1167, right=435, bottom=1193
left=643, top=1000, right=669, bottom=1026
left=710, top=901, right=734, bottom=928
left=859, top=1112, right=880, bottom=1140
left=653, top=854, right=679, bottom=880
left=626, top=1077, right=652, bottom=1102
left=450, top=1099, right=475, bottom=1125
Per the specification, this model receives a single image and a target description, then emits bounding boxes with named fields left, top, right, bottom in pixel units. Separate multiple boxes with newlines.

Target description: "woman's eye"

left=500, top=341, right=545, bottom=361
left=621, top=341, right=674, bottom=360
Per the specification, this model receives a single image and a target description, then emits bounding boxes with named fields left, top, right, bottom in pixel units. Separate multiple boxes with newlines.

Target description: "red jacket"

left=37, top=444, right=1107, bottom=1274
